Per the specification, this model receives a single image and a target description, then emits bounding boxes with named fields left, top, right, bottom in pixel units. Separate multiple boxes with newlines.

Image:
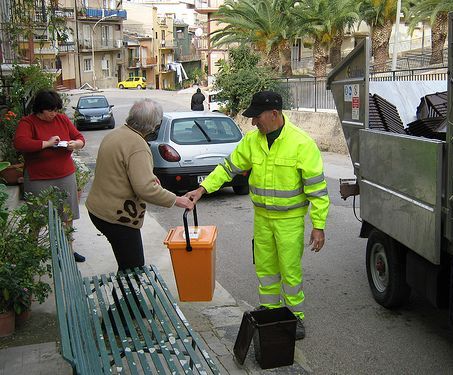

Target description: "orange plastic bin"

left=163, top=207, right=217, bottom=301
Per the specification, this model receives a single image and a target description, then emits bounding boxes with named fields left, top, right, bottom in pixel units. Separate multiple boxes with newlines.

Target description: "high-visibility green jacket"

left=201, top=115, right=329, bottom=228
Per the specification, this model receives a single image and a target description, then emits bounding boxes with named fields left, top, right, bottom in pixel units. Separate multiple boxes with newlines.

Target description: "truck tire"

left=366, top=229, right=411, bottom=308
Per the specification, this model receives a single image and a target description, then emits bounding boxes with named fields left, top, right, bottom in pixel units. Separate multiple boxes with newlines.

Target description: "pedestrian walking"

left=185, top=90, right=330, bottom=340
left=191, top=88, right=205, bottom=111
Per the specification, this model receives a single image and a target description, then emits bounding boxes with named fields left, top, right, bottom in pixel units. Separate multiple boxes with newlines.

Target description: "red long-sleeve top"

left=14, top=113, right=85, bottom=180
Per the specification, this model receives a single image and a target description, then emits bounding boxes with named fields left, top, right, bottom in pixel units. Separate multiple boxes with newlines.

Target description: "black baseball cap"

left=242, top=91, right=283, bottom=118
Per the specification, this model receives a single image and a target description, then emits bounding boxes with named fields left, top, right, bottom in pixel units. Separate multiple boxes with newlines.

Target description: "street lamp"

left=91, top=14, right=117, bottom=90
left=391, top=0, right=402, bottom=71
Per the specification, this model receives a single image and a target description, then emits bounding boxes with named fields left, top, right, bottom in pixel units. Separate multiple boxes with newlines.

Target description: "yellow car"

left=117, top=76, right=147, bottom=89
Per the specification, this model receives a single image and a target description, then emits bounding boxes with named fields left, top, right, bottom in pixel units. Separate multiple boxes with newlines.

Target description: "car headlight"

left=103, top=113, right=112, bottom=119
left=74, top=113, right=85, bottom=119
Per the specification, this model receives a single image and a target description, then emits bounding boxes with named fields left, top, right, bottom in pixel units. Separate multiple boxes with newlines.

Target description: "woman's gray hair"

left=125, top=98, right=163, bottom=134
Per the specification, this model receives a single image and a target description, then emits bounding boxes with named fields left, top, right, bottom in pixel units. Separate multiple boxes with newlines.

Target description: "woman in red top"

left=14, top=89, right=86, bottom=262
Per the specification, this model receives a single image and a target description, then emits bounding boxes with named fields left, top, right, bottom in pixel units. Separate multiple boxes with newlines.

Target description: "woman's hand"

left=175, top=196, right=195, bottom=210
left=43, top=135, right=60, bottom=149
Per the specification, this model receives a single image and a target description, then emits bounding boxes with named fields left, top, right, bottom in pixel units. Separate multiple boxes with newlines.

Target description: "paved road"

left=70, top=88, right=453, bottom=375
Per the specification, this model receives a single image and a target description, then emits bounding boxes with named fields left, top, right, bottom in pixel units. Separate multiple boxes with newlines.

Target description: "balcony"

left=55, top=7, right=75, bottom=19
left=59, top=42, right=76, bottom=53
left=177, top=53, right=201, bottom=62
left=141, top=57, right=158, bottom=66
left=78, top=8, right=127, bottom=20
left=128, top=57, right=140, bottom=69
left=78, top=39, right=123, bottom=51
left=194, top=0, right=223, bottom=13
left=159, top=40, right=176, bottom=49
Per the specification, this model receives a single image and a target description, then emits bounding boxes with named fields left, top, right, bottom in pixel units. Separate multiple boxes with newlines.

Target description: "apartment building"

left=76, top=1, right=127, bottom=89
left=194, top=0, right=226, bottom=82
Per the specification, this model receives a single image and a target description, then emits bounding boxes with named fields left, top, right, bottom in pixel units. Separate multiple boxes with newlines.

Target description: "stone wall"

left=234, top=110, right=349, bottom=155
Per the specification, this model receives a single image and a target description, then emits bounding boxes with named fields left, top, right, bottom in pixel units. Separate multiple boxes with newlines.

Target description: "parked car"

left=117, top=76, right=147, bottom=89
left=207, top=90, right=224, bottom=112
left=149, top=112, right=249, bottom=194
left=72, top=95, right=115, bottom=130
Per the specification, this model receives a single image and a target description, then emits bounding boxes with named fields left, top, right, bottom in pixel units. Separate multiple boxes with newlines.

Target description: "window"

left=101, top=25, right=110, bottom=47
left=102, top=56, right=111, bottom=78
left=171, top=118, right=242, bottom=145
left=78, top=97, right=109, bottom=109
left=83, top=58, right=92, bottom=72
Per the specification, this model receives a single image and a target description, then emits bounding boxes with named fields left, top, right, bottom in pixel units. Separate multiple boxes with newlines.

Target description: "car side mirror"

left=72, top=106, right=76, bottom=109
left=110, top=105, right=114, bottom=108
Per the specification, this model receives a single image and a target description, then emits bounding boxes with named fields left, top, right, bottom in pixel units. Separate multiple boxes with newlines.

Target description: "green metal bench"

left=48, top=203, right=220, bottom=374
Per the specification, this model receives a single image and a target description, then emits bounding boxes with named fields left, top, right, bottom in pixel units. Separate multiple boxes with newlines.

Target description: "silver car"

left=149, top=112, right=249, bottom=194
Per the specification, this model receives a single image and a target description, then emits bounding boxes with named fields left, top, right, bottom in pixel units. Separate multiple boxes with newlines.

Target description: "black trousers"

left=89, top=212, right=144, bottom=272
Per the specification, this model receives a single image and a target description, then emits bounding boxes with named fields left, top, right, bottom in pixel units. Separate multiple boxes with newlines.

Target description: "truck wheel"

left=233, top=185, right=249, bottom=195
left=366, top=229, right=411, bottom=308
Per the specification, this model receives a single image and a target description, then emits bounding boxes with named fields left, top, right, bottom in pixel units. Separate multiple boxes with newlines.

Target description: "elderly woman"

left=14, top=89, right=86, bottom=262
left=86, top=99, right=194, bottom=271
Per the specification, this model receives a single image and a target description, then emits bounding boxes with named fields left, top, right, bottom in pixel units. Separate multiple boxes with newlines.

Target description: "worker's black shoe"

left=295, top=318, right=305, bottom=340
left=74, top=252, right=86, bottom=263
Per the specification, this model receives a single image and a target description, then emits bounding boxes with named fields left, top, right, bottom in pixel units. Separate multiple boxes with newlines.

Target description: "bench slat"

left=142, top=266, right=220, bottom=374
left=90, top=275, right=127, bottom=371
left=118, top=270, right=185, bottom=374
left=107, top=272, right=162, bottom=374
left=149, top=265, right=221, bottom=374
left=82, top=278, right=116, bottom=372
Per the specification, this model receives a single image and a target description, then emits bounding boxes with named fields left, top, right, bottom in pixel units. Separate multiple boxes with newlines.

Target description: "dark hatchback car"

left=149, top=112, right=249, bottom=194
left=73, top=95, right=115, bottom=130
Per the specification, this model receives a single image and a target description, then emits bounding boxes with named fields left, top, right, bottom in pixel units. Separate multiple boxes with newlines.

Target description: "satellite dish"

left=195, top=28, right=203, bottom=37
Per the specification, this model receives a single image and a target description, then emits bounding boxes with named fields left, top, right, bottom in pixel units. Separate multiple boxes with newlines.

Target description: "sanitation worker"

left=185, top=90, right=330, bottom=340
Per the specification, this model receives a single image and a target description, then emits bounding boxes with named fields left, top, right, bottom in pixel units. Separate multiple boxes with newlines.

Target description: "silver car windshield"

left=171, top=117, right=242, bottom=145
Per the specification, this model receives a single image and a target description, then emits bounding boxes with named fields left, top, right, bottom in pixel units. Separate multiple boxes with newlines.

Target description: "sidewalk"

left=0, top=152, right=353, bottom=374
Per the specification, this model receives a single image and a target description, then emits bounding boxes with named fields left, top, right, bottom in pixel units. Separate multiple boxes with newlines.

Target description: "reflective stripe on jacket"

left=201, top=115, right=329, bottom=227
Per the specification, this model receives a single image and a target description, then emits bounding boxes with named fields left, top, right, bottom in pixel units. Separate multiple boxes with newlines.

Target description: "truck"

left=326, top=13, right=453, bottom=324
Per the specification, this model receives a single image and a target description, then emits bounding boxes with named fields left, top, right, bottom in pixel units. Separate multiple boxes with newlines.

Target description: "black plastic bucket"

left=234, top=307, right=297, bottom=369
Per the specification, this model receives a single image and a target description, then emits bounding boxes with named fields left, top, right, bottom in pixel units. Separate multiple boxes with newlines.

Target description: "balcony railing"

left=142, top=57, right=157, bottom=66
left=55, top=7, right=75, bottom=19
left=194, top=0, right=223, bottom=10
left=177, top=53, right=201, bottom=62
left=78, top=8, right=127, bottom=20
left=160, top=40, right=176, bottom=49
left=58, top=42, right=76, bottom=53
left=79, top=39, right=122, bottom=50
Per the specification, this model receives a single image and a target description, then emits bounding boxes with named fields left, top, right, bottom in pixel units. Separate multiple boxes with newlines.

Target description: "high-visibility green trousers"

left=254, top=214, right=305, bottom=319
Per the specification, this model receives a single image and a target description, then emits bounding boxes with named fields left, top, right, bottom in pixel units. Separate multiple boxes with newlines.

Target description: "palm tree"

left=358, top=0, right=398, bottom=72
left=293, top=0, right=359, bottom=76
left=329, top=0, right=359, bottom=67
left=407, top=0, right=452, bottom=65
left=210, top=0, right=300, bottom=76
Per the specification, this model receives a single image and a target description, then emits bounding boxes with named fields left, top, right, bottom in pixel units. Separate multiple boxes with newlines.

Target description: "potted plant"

left=0, top=110, right=23, bottom=185
left=73, top=156, right=91, bottom=199
left=0, top=183, right=67, bottom=336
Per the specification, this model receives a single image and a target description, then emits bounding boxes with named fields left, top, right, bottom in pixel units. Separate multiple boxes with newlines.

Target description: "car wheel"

left=233, top=185, right=249, bottom=195
left=119, top=84, right=124, bottom=89
left=366, top=229, right=411, bottom=308
left=137, top=85, right=142, bottom=90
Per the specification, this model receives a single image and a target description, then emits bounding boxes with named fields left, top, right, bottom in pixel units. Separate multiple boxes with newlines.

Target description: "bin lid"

left=233, top=311, right=255, bottom=365
left=164, top=225, right=217, bottom=250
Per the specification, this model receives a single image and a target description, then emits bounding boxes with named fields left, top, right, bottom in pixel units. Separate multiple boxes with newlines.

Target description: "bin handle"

left=183, top=205, right=198, bottom=252
left=163, top=228, right=175, bottom=245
